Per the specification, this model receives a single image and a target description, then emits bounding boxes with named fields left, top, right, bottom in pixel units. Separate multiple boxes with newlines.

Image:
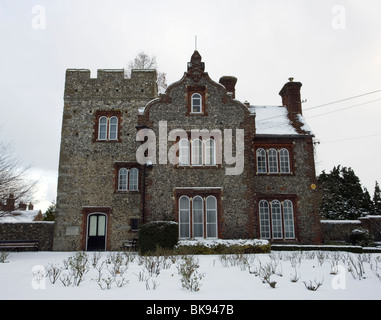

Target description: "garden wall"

left=321, top=216, right=381, bottom=244
left=0, top=222, right=55, bottom=251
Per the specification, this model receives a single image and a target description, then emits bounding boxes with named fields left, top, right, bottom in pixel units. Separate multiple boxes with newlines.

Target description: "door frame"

left=86, top=213, right=108, bottom=251
left=81, top=207, right=112, bottom=251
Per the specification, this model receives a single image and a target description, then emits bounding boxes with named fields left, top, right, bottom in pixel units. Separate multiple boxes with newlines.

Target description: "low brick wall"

left=0, top=222, right=55, bottom=251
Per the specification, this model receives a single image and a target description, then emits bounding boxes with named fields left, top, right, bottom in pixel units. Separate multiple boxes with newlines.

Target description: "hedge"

left=138, top=221, right=179, bottom=255
left=175, top=239, right=271, bottom=255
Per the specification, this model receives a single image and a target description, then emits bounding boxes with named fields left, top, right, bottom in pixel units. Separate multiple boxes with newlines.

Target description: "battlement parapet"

left=64, top=68, right=158, bottom=100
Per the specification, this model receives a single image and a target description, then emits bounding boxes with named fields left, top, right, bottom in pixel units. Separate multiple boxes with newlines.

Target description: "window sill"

left=256, top=172, right=293, bottom=176
left=176, top=165, right=221, bottom=169
left=115, top=190, right=141, bottom=194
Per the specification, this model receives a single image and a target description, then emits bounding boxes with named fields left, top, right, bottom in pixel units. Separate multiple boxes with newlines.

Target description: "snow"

left=1, top=250, right=380, bottom=300
left=321, top=220, right=362, bottom=225
left=0, top=210, right=42, bottom=223
left=178, top=239, right=268, bottom=247
left=252, top=105, right=313, bottom=136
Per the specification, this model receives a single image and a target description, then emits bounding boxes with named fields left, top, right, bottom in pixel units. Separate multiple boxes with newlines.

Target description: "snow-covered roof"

left=138, top=103, right=313, bottom=136
left=251, top=105, right=313, bottom=136
left=0, top=210, right=43, bottom=223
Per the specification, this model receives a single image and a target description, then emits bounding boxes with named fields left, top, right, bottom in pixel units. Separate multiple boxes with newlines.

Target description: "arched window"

left=271, top=200, right=283, bottom=239
left=191, top=93, right=202, bottom=113
left=257, top=148, right=267, bottom=173
left=268, top=149, right=279, bottom=174
left=179, top=196, right=190, bottom=239
left=118, top=168, right=128, bottom=191
left=259, top=200, right=270, bottom=239
left=206, top=196, right=218, bottom=238
left=129, top=168, right=139, bottom=191
left=283, top=200, right=295, bottom=239
left=280, top=149, right=290, bottom=173
left=98, top=116, right=108, bottom=140
left=192, top=196, right=204, bottom=238
left=179, top=139, right=190, bottom=166
left=109, top=116, right=118, bottom=141
left=205, top=139, right=216, bottom=166
left=192, top=139, right=203, bottom=166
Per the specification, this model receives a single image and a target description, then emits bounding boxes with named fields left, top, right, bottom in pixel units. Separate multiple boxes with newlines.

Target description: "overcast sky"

left=1, top=0, right=381, bottom=211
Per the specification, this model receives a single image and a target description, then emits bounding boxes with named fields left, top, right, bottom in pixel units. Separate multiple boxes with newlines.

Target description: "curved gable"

left=140, top=51, right=251, bottom=126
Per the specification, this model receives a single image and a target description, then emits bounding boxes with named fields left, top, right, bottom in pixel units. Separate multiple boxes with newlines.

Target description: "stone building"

left=53, top=51, right=322, bottom=251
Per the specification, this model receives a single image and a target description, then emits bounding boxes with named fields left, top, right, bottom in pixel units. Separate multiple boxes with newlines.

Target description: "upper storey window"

left=186, top=85, right=207, bottom=116
left=94, top=111, right=121, bottom=142
left=255, top=146, right=292, bottom=175
left=191, top=93, right=202, bottom=114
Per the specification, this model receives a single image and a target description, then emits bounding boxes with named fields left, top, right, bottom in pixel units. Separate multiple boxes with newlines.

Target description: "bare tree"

left=125, top=51, right=168, bottom=94
left=0, top=142, right=37, bottom=214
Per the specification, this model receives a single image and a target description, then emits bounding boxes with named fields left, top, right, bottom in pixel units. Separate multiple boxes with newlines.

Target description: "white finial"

left=195, top=35, right=197, bottom=51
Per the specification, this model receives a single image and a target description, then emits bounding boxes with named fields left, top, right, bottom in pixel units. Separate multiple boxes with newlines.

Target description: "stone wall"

left=0, top=222, right=55, bottom=251
left=54, top=68, right=158, bottom=251
left=321, top=216, right=381, bottom=244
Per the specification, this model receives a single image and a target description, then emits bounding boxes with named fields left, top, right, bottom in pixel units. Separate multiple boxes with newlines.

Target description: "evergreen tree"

left=44, top=202, right=56, bottom=221
left=374, top=181, right=381, bottom=215
left=318, top=166, right=372, bottom=220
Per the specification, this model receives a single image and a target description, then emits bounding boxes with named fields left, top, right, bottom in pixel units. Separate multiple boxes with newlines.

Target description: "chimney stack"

left=5, top=194, right=15, bottom=212
left=279, top=78, right=303, bottom=115
left=219, top=76, right=238, bottom=99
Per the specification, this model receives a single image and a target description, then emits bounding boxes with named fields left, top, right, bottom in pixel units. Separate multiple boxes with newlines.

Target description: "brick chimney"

left=18, top=202, right=27, bottom=211
left=28, top=203, right=34, bottom=211
left=219, top=76, right=238, bottom=99
left=279, top=78, right=303, bottom=115
left=5, top=194, right=15, bottom=212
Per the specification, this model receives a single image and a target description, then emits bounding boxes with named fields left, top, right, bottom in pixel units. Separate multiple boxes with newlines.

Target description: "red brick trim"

left=253, top=142, right=295, bottom=176
left=254, top=194, right=300, bottom=243
left=186, top=85, right=208, bottom=116
left=80, top=207, right=112, bottom=251
left=93, top=110, right=122, bottom=142
left=173, top=188, right=223, bottom=239
left=113, top=162, right=142, bottom=193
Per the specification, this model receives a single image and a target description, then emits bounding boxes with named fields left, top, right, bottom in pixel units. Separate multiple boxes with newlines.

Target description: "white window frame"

left=259, top=200, right=271, bottom=239
left=179, top=138, right=190, bottom=166
left=192, top=196, right=204, bottom=239
left=98, top=116, right=108, bottom=141
left=179, top=196, right=190, bottom=239
left=191, top=93, right=202, bottom=114
left=205, top=139, right=216, bottom=166
left=257, top=148, right=267, bottom=174
left=268, top=149, right=279, bottom=174
left=271, top=200, right=283, bottom=239
left=283, top=200, right=295, bottom=239
left=129, top=168, right=139, bottom=191
left=108, top=116, right=118, bottom=141
left=118, top=168, right=128, bottom=191
left=192, top=139, right=203, bottom=166
left=280, top=149, right=290, bottom=173
left=206, top=196, right=218, bottom=239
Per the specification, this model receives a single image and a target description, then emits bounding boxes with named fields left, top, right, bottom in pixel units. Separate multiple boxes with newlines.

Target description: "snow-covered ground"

left=1, top=250, right=380, bottom=300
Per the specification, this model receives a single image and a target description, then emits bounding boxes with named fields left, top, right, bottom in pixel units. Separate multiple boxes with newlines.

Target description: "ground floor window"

left=259, top=199, right=295, bottom=240
left=178, top=195, right=218, bottom=239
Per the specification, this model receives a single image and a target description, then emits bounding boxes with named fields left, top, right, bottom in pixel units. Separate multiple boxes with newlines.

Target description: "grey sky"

left=1, top=0, right=380, bottom=210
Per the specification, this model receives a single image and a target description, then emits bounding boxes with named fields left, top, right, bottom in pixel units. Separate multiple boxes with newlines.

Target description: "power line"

left=304, top=98, right=381, bottom=119
left=322, top=133, right=381, bottom=144
left=256, top=89, right=381, bottom=123
left=304, top=89, right=381, bottom=112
